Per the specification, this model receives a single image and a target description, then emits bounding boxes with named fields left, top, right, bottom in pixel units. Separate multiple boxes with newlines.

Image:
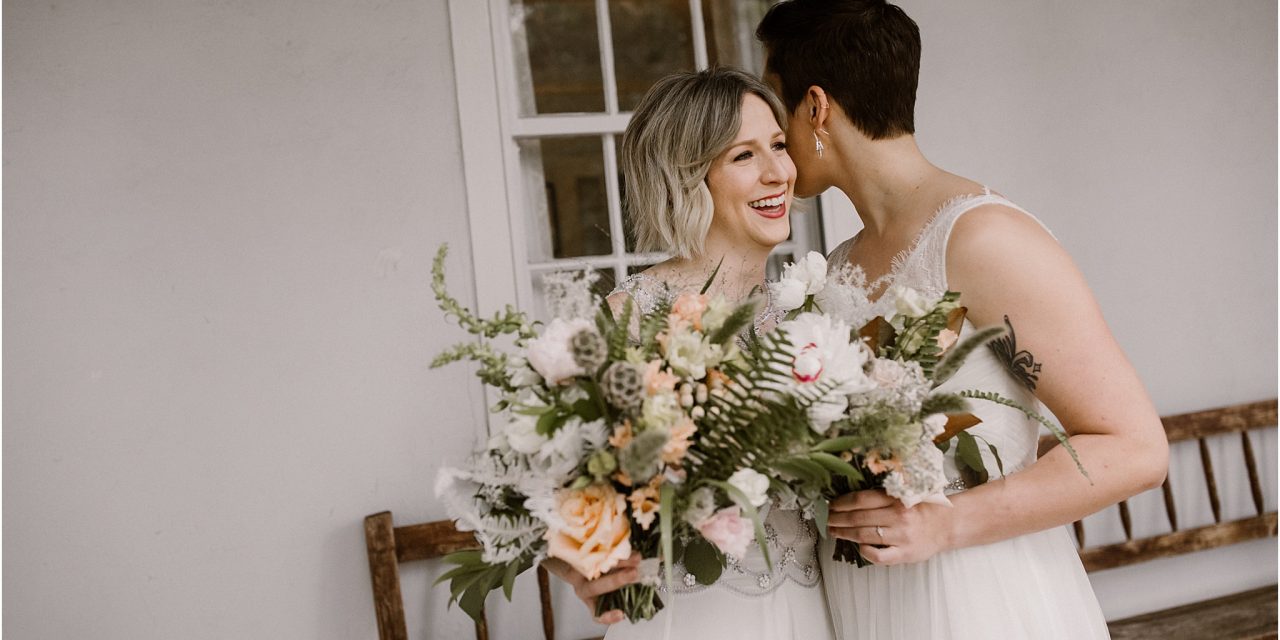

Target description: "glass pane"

left=511, top=0, right=606, bottom=115
left=531, top=268, right=617, bottom=321
left=702, top=0, right=772, bottom=74
left=519, top=136, right=614, bottom=261
left=610, top=0, right=697, bottom=111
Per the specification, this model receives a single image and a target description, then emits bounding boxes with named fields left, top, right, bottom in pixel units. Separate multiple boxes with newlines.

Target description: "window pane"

left=702, top=0, right=772, bottom=74
left=510, top=0, right=606, bottom=115
left=519, top=136, right=614, bottom=261
left=610, top=0, right=697, bottom=111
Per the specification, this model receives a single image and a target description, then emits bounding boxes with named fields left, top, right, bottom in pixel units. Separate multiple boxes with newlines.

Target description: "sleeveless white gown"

left=603, top=274, right=836, bottom=640
left=820, top=190, right=1111, bottom=639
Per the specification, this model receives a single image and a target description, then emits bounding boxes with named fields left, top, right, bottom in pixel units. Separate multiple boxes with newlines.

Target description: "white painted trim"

left=509, top=113, right=631, bottom=137
left=449, top=0, right=520, bottom=438
left=595, top=0, right=620, bottom=115
left=818, top=188, right=861, bottom=254
left=690, top=0, right=709, bottom=71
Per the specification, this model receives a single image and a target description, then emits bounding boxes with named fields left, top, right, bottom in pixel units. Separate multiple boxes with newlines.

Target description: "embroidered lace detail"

left=611, top=272, right=785, bottom=338
left=659, top=499, right=822, bottom=597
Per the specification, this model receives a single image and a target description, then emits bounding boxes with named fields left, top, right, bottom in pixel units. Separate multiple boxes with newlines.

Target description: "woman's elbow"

left=1130, top=422, right=1170, bottom=492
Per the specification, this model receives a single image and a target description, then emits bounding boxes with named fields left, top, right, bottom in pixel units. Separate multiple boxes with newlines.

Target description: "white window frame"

left=450, top=0, right=857, bottom=319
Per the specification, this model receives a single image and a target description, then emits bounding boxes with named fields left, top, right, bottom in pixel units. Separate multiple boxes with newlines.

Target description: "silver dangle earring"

left=814, top=131, right=825, bottom=158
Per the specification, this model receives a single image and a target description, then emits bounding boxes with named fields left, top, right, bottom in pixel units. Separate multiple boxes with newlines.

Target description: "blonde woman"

left=541, top=67, right=836, bottom=640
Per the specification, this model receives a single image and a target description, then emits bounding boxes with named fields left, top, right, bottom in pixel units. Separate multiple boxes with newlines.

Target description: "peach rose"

left=669, top=292, right=709, bottom=332
left=545, top=484, right=633, bottom=580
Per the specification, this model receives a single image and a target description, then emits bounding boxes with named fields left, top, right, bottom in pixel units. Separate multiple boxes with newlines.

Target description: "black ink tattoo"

left=989, top=315, right=1041, bottom=391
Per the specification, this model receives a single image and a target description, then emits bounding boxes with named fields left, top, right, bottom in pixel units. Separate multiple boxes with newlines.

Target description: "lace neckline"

left=841, top=187, right=995, bottom=303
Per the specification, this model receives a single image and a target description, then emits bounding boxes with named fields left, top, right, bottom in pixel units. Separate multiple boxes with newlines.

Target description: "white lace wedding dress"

left=603, top=273, right=836, bottom=640
left=820, top=189, right=1110, bottom=639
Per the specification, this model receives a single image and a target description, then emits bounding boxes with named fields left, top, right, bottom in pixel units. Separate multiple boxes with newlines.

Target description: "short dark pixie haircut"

left=756, top=0, right=921, bottom=140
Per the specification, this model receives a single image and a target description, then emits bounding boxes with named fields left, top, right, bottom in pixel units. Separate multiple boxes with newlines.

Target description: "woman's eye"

left=733, top=151, right=753, bottom=162
left=772, top=141, right=788, bottom=151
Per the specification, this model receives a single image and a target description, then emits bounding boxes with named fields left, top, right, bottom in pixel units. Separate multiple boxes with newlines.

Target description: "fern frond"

left=958, top=389, right=1090, bottom=482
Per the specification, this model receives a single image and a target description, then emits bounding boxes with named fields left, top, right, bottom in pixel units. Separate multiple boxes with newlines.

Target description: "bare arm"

left=829, top=205, right=1168, bottom=562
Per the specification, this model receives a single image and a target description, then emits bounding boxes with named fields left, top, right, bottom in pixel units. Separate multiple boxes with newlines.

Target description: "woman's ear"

left=807, top=86, right=831, bottom=133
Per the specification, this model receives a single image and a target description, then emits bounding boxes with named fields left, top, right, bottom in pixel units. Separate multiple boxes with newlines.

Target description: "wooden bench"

left=1045, top=399, right=1278, bottom=639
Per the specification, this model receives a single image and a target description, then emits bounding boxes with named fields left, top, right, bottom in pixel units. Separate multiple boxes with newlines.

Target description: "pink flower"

left=643, top=360, right=679, bottom=395
left=669, top=292, right=709, bottom=331
left=696, top=506, right=753, bottom=558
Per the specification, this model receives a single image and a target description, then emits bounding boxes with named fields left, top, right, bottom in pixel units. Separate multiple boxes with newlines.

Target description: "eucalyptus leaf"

left=809, top=451, right=863, bottom=482
left=813, top=499, right=830, bottom=540
left=682, top=537, right=724, bottom=585
left=954, top=431, right=988, bottom=485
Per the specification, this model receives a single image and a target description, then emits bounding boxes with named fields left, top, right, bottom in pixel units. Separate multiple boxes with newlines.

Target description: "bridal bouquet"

left=430, top=247, right=828, bottom=622
left=764, top=252, right=1080, bottom=566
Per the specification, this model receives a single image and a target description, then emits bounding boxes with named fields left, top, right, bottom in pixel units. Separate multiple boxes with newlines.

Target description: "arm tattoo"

left=989, top=315, right=1042, bottom=391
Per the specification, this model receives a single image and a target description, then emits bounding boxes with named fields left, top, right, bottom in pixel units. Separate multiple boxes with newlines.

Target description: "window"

left=449, top=0, right=853, bottom=320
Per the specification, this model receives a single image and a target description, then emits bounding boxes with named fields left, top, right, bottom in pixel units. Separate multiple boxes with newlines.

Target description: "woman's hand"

left=826, top=489, right=956, bottom=565
left=541, top=552, right=643, bottom=625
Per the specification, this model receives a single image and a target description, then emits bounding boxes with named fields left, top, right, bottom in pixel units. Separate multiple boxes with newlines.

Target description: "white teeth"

left=748, top=195, right=785, bottom=208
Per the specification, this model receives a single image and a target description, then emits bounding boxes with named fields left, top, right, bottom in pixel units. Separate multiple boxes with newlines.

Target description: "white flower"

left=682, top=486, right=718, bottom=529
left=641, top=391, right=682, bottom=430
left=889, top=285, right=934, bottom=319
left=526, top=317, right=594, bottom=384
left=700, top=296, right=733, bottom=334
left=727, top=467, right=770, bottom=508
left=769, top=278, right=808, bottom=311
left=771, top=251, right=829, bottom=311
left=504, top=413, right=546, bottom=455
left=921, top=413, right=949, bottom=440
left=868, top=358, right=911, bottom=389
left=773, top=312, right=877, bottom=431
left=506, top=356, right=543, bottom=388
left=664, top=330, right=722, bottom=379
left=883, top=442, right=952, bottom=509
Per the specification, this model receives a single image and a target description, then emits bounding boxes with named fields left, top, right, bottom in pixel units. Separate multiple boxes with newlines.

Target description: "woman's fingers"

left=576, top=566, right=641, bottom=599
left=829, top=488, right=894, bottom=512
left=827, top=525, right=894, bottom=545
left=595, top=610, right=626, bottom=625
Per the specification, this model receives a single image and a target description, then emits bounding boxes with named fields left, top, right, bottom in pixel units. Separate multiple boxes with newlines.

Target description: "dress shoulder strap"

left=897, top=189, right=1054, bottom=296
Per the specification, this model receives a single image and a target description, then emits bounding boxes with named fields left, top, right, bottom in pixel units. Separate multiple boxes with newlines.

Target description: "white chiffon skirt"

left=821, top=525, right=1110, bottom=640
left=603, top=579, right=836, bottom=640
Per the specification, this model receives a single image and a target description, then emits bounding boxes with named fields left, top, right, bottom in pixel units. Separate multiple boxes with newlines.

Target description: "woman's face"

left=704, top=93, right=797, bottom=255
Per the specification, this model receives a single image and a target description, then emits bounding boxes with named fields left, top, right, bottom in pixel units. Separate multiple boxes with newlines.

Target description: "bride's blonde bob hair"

left=621, top=67, right=788, bottom=259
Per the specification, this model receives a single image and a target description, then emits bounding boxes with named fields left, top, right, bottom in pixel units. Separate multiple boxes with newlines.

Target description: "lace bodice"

left=828, top=189, right=1054, bottom=489
left=609, top=272, right=820, bottom=597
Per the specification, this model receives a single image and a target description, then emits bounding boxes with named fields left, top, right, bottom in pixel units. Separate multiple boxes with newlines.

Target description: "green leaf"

left=501, top=557, right=525, bottom=601
left=987, top=441, right=1005, bottom=477
left=457, top=577, right=491, bottom=622
left=441, top=549, right=483, bottom=567
left=682, top=537, right=724, bottom=585
left=659, top=482, right=675, bottom=591
left=920, top=393, right=969, bottom=417
left=936, top=439, right=950, bottom=454
left=813, top=499, right=830, bottom=540
left=954, top=431, right=988, bottom=485
left=448, top=566, right=490, bottom=602
left=535, top=408, right=560, bottom=436
left=700, top=256, right=725, bottom=294
left=811, top=436, right=860, bottom=453
left=809, top=452, right=863, bottom=482
left=959, top=389, right=1090, bottom=482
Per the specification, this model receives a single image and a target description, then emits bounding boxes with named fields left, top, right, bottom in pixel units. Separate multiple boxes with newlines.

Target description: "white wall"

left=4, top=1, right=1275, bottom=639
left=5, top=0, right=490, bottom=637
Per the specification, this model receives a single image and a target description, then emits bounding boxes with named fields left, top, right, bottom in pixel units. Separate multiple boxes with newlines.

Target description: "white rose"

left=790, top=251, right=829, bottom=294
left=889, top=286, right=934, bottom=318
left=727, top=467, right=770, bottom=508
left=504, top=413, right=547, bottom=455
left=769, top=277, right=808, bottom=312
left=525, top=317, right=593, bottom=384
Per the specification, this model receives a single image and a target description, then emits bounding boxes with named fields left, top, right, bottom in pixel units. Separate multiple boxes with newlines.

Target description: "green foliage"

left=681, top=536, right=724, bottom=585
left=432, top=244, right=536, bottom=342
left=435, top=550, right=534, bottom=623
left=954, top=431, right=988, bottom=486
left=888, top=291, right=961, bottom=377
left=919, top=393, right=969, bottom=417
left=958, top=389, right=1090, bottom=482
left=708, top=301, right=758, bottom=345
